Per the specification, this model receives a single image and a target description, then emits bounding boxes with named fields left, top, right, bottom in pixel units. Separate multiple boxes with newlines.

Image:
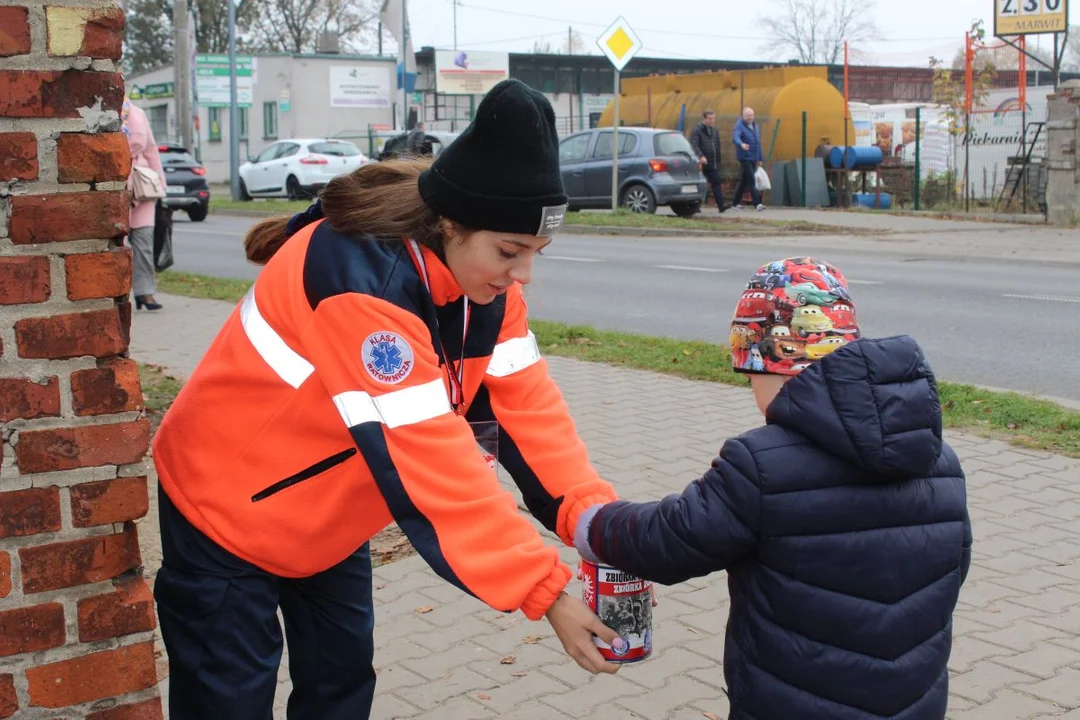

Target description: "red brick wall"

left=0, top=2, right=162, bottom=717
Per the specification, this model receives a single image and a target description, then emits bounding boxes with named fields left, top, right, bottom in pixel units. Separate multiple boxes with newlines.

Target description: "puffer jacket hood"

left=768, top=335, right=943, bottom=479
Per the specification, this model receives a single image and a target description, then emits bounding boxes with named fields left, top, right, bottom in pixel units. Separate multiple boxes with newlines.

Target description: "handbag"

left=131, top=164, right=165, bottom=203
left=153, top=201, right=174, bottom=272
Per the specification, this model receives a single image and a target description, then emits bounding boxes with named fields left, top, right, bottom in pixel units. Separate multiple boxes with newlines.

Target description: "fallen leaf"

left=476, top=693, right=491, bottom=701
left=523, top=636, right=542, bottom=644
left=511, top=672, right=527, bottom=678
left=703, top=713, right=721, bottom=720
left=417, top=606, right=434, bottom=614
left=500, top=656, right=516, bottom=664
left=375, top=584, right=386, bottom=590
left=683, top=349, right=692, bottom=356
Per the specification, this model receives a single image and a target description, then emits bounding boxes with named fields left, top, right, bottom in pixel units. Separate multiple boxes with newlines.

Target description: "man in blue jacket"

left=574, top=256, right=972, bottom=719
left=732, top=107, right=765, bottom=211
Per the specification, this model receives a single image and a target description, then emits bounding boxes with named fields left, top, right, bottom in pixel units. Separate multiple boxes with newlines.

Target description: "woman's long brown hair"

left=243, top=157, right=446, bottom=265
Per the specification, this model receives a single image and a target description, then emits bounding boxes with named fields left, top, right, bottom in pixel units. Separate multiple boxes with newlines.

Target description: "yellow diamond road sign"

left=597, top=16, right=642, bottom=72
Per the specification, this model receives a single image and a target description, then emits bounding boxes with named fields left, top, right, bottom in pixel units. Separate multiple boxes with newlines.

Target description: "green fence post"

left=801, top=111, right=807, bottom=208
left=766, top=117, right=781, bottom=164
left=914, top=107, right=921, bottom=211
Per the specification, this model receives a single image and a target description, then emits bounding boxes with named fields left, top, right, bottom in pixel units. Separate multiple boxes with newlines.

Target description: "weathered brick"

left=0, top=674, right=16, bottom=719
left=25, top=642, right=156, bottom=709
left=16, top=419, right=149, bottom=474
left=0, top=71, right=124, bottom=119
left=9, top=192, right=128, bottom=244
left=0, top=8, right=31, bottom=57
left=64, top=248, right=132, bottom=300
left=0, top=377, right=60, bottom=423
left=0, top=256, right=50, bottom=305
left=77, top=577, right=156, bottom=642
left=0, top=554, right=10, bottom=599
left=0, top=132, right=38, bottom=180
left=46, top=7, right=125, bottom=60
left=70, top=476, right=148, bottom=527
left=57, top=133, right=131, bottom=184
left=19, top=527, right=141, bottom=594
left=0, top=487, right=62, bottom=538
left=86, top=698, right=163, bottom=720
left=70, top=358, right=142, bottom=417
left=15, top=308, right=127, bottom=360
left=0, top=602, right=65, bottom=658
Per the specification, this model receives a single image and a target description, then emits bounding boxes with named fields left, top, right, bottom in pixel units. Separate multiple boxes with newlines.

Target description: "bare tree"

left=562, top=28, right=587, bottom=55
left=532, top=38, right=555, bottom=54
left=1064, top=26, right=1080, bottom=72
left=247, top=0, right=380, bottom=53
left=759, top=0, right=878, bottom=64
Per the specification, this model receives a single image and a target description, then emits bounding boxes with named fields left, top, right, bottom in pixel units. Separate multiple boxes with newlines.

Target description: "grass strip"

left=155, top=269, right=1080, bottom=458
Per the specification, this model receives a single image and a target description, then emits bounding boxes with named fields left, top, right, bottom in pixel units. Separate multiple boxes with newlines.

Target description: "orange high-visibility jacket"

left=153, top=219, right=616, bottom=620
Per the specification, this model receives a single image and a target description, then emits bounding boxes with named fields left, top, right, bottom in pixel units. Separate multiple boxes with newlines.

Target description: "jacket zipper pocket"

left=251, top=448, right=358, bottom=502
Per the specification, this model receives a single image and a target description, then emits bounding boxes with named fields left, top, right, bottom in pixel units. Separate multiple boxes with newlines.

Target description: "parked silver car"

left=558, top=127, right=708, bottom=216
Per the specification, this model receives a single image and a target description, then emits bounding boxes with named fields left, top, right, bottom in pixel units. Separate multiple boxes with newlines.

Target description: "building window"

left=147, top=105, right=168, bottom=143
left=263, top=101, right=278, bottom=139
left=208, top=108, right=222, bottom=142
left=239, top=107, right=249, bottom=140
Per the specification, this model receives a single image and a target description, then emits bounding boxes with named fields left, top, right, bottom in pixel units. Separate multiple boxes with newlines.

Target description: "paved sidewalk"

left=132, top=294, right=1080, bottom=719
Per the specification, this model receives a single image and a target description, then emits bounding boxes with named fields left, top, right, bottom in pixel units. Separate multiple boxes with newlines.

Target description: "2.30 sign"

left=996, top=0, right=1069, bottom=36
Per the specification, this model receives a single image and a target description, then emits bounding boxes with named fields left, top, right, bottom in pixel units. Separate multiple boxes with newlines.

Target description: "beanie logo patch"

left=362, top=331, right=415, bottom=385
left=537, top=204, right=568, bottom=236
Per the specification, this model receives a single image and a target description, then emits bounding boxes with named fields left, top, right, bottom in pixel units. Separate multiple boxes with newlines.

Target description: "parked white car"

left=238, top=138, right=368, bottom=200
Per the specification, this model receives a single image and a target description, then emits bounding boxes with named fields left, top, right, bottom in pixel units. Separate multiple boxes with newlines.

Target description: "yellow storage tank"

left=597, top=67, right=855, bottom=163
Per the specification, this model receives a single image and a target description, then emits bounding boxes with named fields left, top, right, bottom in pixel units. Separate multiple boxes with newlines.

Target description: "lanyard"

left=408, top=240, right=470, bottom=414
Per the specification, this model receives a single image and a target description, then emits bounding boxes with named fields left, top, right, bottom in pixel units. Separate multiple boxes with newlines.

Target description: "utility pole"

left=569, top=26, right=572, bottom=53
left=173, top=0, right=192, bottom=149
left=228, top=0, right=241, bottom=200
left=400, top=0, right=408, bottom=131
left=453, top=0, right=458, bottom=50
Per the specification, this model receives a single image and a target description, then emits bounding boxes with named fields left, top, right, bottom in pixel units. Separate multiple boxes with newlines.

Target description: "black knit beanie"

left=418, top=79, right=568, bottom=237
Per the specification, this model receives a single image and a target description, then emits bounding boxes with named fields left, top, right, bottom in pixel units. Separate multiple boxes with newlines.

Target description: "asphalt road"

left=170, top=215, right=1080, bottom=401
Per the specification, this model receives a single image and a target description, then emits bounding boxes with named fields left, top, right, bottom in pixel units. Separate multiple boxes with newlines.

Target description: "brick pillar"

left=0, top=3, right=163, bottom=719
left=1045, top=80, right=1080, bottom=226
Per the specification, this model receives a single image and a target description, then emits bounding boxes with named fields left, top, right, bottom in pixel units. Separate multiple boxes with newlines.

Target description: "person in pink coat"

left=122, top=97, right=166, bottom=311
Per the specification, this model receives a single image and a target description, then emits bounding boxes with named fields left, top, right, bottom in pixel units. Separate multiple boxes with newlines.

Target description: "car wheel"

left=239, top=178, right=251, bottom=201
left=670, top=201, right=701, bottom=218
left=286, top=175, right=304, bottom=201
left=187, top=204, right=208, bottom=222
left=620, top=184, right=657, bottom=214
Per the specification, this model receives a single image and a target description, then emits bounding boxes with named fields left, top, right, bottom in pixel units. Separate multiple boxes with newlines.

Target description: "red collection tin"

left=580, top=560, right=653, bottom=663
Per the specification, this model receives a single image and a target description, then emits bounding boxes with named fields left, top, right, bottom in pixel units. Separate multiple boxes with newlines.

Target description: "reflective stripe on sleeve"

left=333, top=378, right=452, bottom=429
left=240, top=288, right=314, bottom=389
left=486, top=331, right=542, bottom=378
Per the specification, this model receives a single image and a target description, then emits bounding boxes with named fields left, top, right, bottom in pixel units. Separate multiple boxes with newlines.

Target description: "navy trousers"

left=154, top=487, right=376, bottom=719
left=703, top=167, right=726, bottom=210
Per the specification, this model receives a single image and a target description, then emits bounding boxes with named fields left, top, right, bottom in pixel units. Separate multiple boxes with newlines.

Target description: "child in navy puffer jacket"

left=575, top=257, right=972, bottom=720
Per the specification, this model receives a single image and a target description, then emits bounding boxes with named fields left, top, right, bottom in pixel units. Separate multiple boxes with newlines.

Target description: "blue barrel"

left=827, top=146, right=846, bottom=169
left=853, top=192, right=892, bottom=209
left=845, top=146, right=884, bottom=169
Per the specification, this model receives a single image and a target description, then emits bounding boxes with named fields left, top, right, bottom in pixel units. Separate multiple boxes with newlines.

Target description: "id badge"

left=469, top=421, right=499, bottom=477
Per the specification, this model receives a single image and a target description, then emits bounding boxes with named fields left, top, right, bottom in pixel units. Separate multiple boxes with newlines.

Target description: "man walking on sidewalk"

left=690, top=110, right=726, bottom=212
left=732, top=107, right=765, bottom=211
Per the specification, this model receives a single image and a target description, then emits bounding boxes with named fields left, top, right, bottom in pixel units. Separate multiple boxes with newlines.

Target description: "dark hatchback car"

left=159, top=143, right=210, bottom=222
left=377, top=131, right=460, bottom=161
left=558, top=127, right=707, bottom=215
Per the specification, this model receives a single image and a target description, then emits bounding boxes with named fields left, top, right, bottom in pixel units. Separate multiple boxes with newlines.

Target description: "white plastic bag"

left=755, top=166, right=772, bottom=192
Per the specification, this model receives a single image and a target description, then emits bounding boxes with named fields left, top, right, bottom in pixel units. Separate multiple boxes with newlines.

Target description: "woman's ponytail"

left=243, top=217, right=292, bottom=265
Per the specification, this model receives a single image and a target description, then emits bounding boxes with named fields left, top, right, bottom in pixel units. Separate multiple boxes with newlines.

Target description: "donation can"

left=580, top=560, right=653, bottom=663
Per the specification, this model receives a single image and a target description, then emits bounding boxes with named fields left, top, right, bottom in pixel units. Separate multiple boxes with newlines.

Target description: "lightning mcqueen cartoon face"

left=733, top=290, right=772, bottom=323
left=829, top=302, right=859, bottom=334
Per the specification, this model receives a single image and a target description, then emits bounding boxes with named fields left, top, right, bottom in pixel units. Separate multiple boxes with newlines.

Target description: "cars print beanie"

left=417, top=79, right=569, bottom=238
left=729, top=257, right=861, bottom=375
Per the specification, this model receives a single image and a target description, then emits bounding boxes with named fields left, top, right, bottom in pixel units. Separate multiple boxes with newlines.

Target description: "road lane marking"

left=174, top=228, right=243, bottom=237
left=543, top=255, right=603, bottom=263
left=1003, top=293, right=1080, bottom=304
left=654, top=265, right=730, bottom=273
left=846, top=280, right=885, bottom=285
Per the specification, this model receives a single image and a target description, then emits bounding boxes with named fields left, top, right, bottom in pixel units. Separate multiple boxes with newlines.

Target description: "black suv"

left=159, top=143, right=211, bottom=222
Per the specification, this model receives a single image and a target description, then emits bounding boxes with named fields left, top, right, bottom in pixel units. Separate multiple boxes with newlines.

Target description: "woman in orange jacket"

left=152, top=79, right=621, bottom=719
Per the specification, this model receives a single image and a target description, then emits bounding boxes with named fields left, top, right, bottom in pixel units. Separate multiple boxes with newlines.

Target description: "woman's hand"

left=545, top=593, right=621, bottom=675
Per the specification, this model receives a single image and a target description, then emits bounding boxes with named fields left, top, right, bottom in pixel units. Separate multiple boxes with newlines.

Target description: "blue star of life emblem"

left=363, top=331, right=415, bottom=385
left=371, top=341, right=403, bottom=375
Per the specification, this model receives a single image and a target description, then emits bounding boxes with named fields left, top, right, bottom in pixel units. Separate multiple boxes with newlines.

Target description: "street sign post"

left=597, top=17, right=642, bottom=211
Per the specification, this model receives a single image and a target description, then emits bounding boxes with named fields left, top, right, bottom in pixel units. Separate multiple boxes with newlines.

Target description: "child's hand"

left=651, top=585, right=659, bottom=607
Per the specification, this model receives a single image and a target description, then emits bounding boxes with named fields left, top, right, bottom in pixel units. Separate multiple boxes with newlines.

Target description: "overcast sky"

left=401, top=0, right=1056, bottom=68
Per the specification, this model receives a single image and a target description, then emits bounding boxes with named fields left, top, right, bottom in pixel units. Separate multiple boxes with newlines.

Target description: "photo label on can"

left=581, top=561, right=653, bottom=663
